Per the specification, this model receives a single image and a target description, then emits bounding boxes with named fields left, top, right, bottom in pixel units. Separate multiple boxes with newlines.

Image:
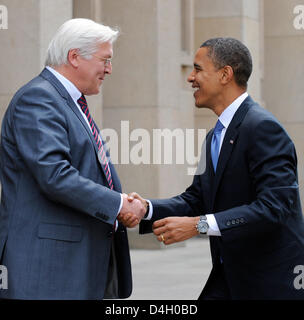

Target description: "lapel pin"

left=230, top=140, right=234, bottom=144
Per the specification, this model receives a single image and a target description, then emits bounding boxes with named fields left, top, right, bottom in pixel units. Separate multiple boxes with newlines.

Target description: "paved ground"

left=127, top=236, right=212, bottom=300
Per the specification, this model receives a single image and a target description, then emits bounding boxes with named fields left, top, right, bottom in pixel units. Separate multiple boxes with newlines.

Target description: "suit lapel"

left=210, top=97, right=252, bottom=208
left=66, top=98, right=113, bottom=187
left=205, top=131, right=214, bottom=176
left=40, top=68, right=115, bottom=189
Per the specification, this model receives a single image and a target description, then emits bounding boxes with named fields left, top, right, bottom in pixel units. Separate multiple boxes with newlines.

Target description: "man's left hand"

left=153, top=216, right=200, bottom=245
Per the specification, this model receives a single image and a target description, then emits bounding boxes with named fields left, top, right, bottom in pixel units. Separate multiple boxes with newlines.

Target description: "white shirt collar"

left=45, top=66, right=93, bottom=130
left=46, top=66, right=82, bottom=102
left=218, top=92, right=248, bottom=129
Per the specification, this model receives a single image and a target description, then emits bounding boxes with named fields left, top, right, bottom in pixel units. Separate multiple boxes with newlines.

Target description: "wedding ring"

left=160, top=234, right=165, bottom=242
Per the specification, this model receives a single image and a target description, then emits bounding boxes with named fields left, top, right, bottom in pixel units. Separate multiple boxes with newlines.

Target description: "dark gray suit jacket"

left=0, top=68, right=132, bottom=299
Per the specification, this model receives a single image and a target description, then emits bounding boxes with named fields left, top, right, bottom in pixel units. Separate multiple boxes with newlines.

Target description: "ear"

left=67, top=49, right=80, bottom=68
left=220, top=65, right=234, bottom=85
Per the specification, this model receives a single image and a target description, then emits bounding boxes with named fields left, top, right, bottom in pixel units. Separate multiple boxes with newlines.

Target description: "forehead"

left=194, top=47, right=213, bottom=67
left=95, top=41, right=113, bottom=57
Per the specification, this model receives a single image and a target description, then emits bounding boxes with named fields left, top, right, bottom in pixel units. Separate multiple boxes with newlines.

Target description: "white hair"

left=45, top=18, right=119, bottom=67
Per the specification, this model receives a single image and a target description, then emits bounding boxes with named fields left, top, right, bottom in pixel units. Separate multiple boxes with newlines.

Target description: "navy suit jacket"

left=0, top=68, right=132, bottom=299
left=140, top=96, right=304, bottom=299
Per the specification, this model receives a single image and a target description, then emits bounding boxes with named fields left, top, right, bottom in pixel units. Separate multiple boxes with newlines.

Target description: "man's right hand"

left=118, top=193, right=146, bottom=228
left=127, top=192, right=147, bottom=208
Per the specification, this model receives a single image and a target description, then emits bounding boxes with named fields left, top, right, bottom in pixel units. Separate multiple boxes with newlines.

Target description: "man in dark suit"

left=125, top=38, right=304, bottom=299
left=0, top=18, right=145, bottom=299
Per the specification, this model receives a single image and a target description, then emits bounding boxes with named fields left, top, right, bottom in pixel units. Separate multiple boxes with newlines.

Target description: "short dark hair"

left=200, top=37, right=252, bottom=88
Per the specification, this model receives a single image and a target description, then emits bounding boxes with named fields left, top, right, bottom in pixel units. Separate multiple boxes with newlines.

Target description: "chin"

left=194, top=100, right=204, bottom=108
left=90, top=88, right=100, bottom=95
left=195, top=102, right=210, bottom=110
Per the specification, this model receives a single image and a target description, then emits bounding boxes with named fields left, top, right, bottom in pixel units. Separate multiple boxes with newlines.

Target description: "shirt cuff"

left=114, top=194, right=124, bottom=231
left=206, top=214, right=221, bottom=236
left=117, top=194, right=124, bottom=217
left=143, top=200, right=153, bottom=220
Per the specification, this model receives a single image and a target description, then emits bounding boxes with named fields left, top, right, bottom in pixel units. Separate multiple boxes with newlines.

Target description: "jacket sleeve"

left=12, top=87, right=121, bottom=225
left=139, top=133, right=211, bottom=234
left=139, top=167, right=205, bottom=234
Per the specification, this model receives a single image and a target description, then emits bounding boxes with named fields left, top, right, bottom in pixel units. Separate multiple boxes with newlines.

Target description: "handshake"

left=117, top=192, right=148, bottom=228
left=118, top=192, right=200, bottom=246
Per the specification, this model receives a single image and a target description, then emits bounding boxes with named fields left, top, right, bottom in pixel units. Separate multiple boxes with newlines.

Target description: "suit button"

left=226, top=221, right=231, bottom=226
left=240, top=218, right=245, bottom=223
left=235, top=219, right=239, bottom=224
left=231, top=219, right=236, bottom=225
left=95, top=212, right=109, bottom=221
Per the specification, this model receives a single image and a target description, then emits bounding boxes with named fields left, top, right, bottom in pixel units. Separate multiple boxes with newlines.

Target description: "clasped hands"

left=117, top=193, right=148, bottom=228
left=118, top=193, right=199, bottom=245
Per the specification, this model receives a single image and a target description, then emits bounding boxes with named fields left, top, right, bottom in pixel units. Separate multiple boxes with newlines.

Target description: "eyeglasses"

left=92, top=55, right=112, bottom=66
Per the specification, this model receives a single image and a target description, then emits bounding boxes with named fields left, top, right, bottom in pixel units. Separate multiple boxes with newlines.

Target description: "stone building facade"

left=0, top=0, right=303, bottom=247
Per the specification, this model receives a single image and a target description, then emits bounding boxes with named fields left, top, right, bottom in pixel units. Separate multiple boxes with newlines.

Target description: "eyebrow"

left=194, top=63, right=202, bottom=70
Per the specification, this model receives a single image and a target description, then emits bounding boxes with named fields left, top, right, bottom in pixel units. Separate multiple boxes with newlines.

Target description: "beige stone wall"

left=264, top=0, right=304, bottom=203
left=101, top=0, right=195, bottom=201
left=194, top=0, right=263, bottom=133
left=0, top=0, right=72, bottom=121
left=0, top=0, right=303, bottom=248
left=73, top=0, right=103, bottom=129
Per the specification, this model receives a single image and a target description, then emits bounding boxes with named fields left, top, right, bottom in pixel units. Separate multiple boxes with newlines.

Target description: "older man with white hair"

left=0, top=18, right=145, bottom=300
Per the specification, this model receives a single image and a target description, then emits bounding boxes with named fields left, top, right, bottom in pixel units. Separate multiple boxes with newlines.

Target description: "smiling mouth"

left=193, top=87, right=200, bottom=95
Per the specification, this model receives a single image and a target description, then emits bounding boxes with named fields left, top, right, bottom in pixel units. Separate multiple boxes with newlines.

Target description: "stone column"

left=264, top=0, right=304, bottom=205
left=73, top=0, right=103, bottom=128
left=101, top=0, right=196, bottom=248
left=0, top=0, right=72, bottom=122
left=0, top=0, right=72, bottom=196
left=193, top=0, right=263, bottom=131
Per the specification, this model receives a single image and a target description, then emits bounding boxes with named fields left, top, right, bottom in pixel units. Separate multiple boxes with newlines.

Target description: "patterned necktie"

left=77, top=95, right=113, bottom=190
left=211, top=119, right=224, bottom=171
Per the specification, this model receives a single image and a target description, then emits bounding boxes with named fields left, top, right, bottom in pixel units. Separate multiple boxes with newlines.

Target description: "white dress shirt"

left=46, top=66, right=90, bottom=128
left=144, top=92, right=249, bottom=237
left=46, top=66, right=123, bottom=217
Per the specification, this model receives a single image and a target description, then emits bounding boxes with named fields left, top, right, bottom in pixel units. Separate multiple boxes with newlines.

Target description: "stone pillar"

left=73, top=0, right=102, bottom=21
left=193, top=0, right=263, bottom=131
left=0, top=0, right=72, bottom=196
left=0, top=0, right=72, bottom=122
left=101, top=0, right=196, bottom=248
left=73, top=0, right=103, bottom=127
left=264, top=0, right=304, bottom=205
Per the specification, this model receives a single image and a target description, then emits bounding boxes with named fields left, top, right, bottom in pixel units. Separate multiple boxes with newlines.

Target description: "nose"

left=187, top=69, right=195, bottom=83
left=105, top=63, right=112, bottom=75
